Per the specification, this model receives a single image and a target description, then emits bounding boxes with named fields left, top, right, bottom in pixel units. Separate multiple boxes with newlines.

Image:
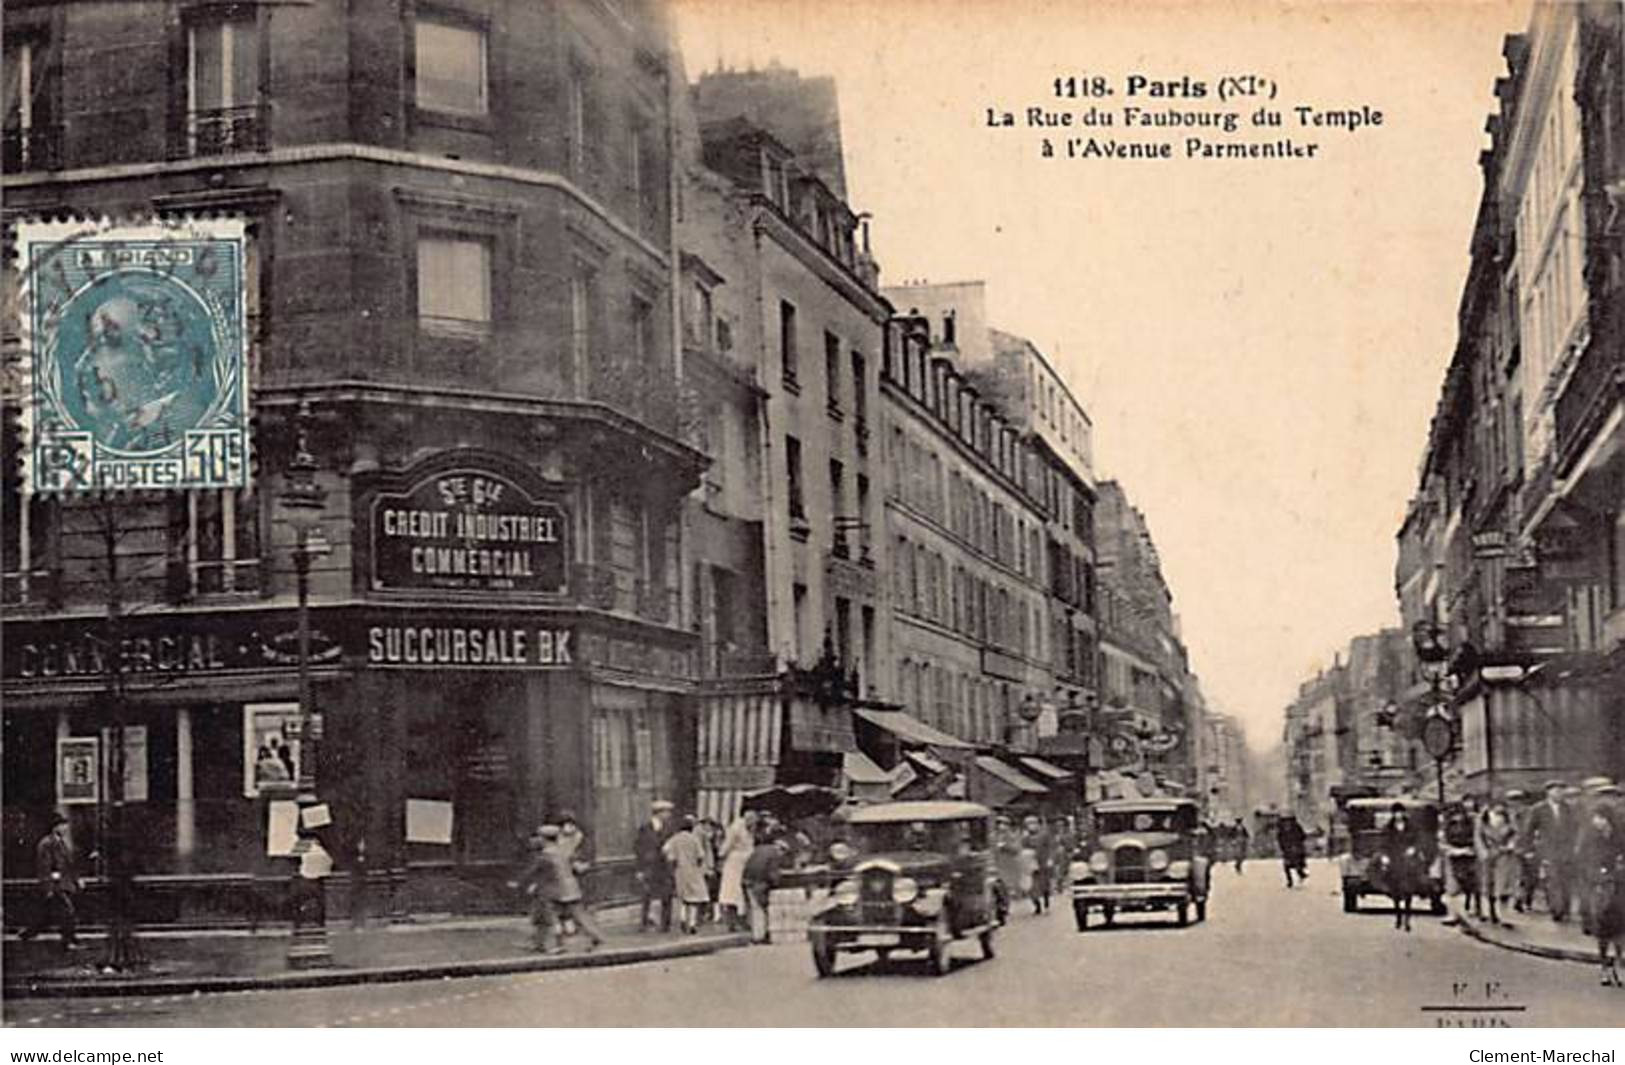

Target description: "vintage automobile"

left=807, top=800, right=1003, bottom=977
left=1069, top=797, right=1212, bottom=930
left=1338, top=797, right=1446, bottom=914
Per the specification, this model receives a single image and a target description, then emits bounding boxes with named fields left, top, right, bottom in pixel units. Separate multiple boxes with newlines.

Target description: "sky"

left=672, top=0, right=1530, bottom=752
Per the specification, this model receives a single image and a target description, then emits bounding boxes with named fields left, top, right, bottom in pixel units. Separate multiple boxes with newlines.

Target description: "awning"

left=842, top=749, right=891, bottom=786
left=853, top=708, right=976, bottom=750
left=973, top=755, right=1048, bottom=795
left=1019, top=756, right=1074, bottom=782
left=906, top=749, right=950, bottom=776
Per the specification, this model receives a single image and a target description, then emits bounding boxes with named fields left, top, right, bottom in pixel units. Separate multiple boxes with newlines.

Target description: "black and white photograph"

left=2, top=0, right=1625, bottom=1039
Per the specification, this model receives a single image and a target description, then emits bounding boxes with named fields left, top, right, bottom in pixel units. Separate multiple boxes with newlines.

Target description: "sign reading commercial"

left=371, top=468, right=567, bottom=594
left=16, top=217, right=251, bottom=495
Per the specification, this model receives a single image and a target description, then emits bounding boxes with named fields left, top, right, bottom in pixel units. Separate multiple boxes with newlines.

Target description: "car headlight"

left=1167, top=860, right=1190, bottom=880
left=829, top=842, right=854, bottom=864
left=833, top=879, right=859, bottom=906
left=1149, top=849, right=1170, bottom=871
left=1069, top=860, right=1092, bottom=881
left=891, top=877, right=919, bottom=903
left=1088, top=850, right=1110, bottom=873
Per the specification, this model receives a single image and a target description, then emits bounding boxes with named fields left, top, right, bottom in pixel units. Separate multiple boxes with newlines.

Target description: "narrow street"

left=7, top=863, right=1620, bottom=1028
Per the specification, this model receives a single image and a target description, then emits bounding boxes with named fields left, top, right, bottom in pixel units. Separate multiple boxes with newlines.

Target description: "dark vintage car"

left=1069, top=797, right=1212, bottom=930
left=807, top=800, right=1002, bottom=977
left=1338, top=797, right=1445, bottom=914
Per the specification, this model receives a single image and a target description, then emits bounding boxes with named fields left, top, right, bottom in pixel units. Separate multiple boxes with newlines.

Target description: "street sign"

left=1422, top=713, right=1455, bottom=760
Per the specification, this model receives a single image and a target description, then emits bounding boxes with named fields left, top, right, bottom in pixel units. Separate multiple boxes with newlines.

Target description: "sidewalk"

left=1, top=910, right=750, bottom=999
left=1449, top=899, right=1602, bottom=965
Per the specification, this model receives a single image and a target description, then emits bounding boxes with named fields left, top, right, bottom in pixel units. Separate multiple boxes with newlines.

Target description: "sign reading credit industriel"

left=17, top=217, right=252, bottom=495
left=371, top=467, right=567, bottom=594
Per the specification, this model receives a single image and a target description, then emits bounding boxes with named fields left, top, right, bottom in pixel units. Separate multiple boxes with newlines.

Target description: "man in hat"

left=539, top=824, right=603, bottom=952
left=21, top=813, right=80, bottom=949
left=557, top=810, right=591, bottom=936
left=634, top=799, right=676, bottom=932
left=1503, top=788, right=1538, bottom=913
left=1525, top=780, right=1577, bottom=921
left=518, top=825, right=564, bottom=953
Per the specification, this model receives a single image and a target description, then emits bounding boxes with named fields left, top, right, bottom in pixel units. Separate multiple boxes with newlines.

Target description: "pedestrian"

left=1376, top=804, right=1427, bottom=932
left=1231, top=817, right=1250, bottom=874
left=1525, top=781, right=1577, bottom=922
left=1024, top=815, right=1052, bottom=915
left=663, top=814, right=713, bottom=934
left=517, top=827, right=564, bottom=954
left=698, top=818, right=723, bottom=924
left=743, top=828, right=786, bottom=944
left=1476, top=798, right=1519, bottom=929
left=1276, top=815, right=1308, bottom=888
left=1442, top=799, right=1481, bottom=919
left=1507, top=789, right=1538, bottom=913
left=717, top=809, right=758, bottom=932
left=20, top=812, right=81, bottom=950
left=994, top=816, right=1027, bottom=909
left=543, top=824, right=604, bottom=952
left=557, top=810, right=591, bottom=936
left=1575, top=800, right=1625, bottom=988
left=634, top=799, right=676, bottom=932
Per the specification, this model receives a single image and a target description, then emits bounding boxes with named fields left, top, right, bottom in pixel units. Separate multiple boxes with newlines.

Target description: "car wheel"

left=1073, top=901, right=1089, bottom=932
left=810, top=935, right=835, bottom=979
left=1176, top=901, right=1190, bottom=927
left=1343, top=888, right=1358, bottom=914
left=979, top=928, right=996, bottom=960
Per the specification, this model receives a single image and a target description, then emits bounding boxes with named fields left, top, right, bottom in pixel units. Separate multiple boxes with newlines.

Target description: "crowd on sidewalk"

left=1437, top=777, right=1625, bottom=985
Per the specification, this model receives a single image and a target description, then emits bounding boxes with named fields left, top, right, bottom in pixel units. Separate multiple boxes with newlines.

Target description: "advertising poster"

left=243, top=702, right=303, bottom=798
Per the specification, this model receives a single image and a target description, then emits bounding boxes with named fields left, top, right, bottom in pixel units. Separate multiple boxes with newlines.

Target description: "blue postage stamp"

left=15, top=217, right=251, bottom=494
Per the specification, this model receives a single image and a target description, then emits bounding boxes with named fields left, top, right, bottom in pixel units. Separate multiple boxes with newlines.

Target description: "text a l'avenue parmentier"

left=988, top=101, right=1384, bottom=160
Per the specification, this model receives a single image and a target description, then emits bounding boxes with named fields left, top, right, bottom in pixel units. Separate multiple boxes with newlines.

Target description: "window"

left=570, top=264, right=602, bottom=389
left=825, top=331, right=842, bottom=415
left=685, top=282, right=713, bottom=350
left=631, top=295, right=656, bottom=364
left=851, top=351, right=867, bottom=427
left=415, top=17, right=487, bottom=116
left=3, top=35, right=56, bottom=170
left=786, top=436, right=806, bottom=522
left=780, top=301, right=799, bottom=386
left=417, top=235, right=491, bottom=336
left=169, top=488, right=262, bottom=597
left=608, top=496, right=643, bottom=610
left=829, top=458, right=846, bottom=553
left=792, top=582, right=809, bottom=660
left=1, top=487, right=56, bottom=606
left=187, top=16, right=262, bottom=154
left=567, top=62, right=593, bottom=179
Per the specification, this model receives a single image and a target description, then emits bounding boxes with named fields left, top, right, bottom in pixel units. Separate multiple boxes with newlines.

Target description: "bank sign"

left=371, top=468, right=567, bottom=595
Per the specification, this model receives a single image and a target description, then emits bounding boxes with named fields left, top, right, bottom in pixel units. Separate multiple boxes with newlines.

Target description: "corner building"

left=3, top=0, right=703, bottom=918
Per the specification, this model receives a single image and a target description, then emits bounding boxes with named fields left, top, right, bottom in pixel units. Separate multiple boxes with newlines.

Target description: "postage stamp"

left=14, top=216, right=251, bottom=495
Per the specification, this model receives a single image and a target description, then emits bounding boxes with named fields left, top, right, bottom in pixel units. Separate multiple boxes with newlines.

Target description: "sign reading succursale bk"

left=370, top=467, right=567, bottom=595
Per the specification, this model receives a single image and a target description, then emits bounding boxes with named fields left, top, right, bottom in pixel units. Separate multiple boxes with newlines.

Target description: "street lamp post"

left=280, top=399, right=332, bottom=970
left=1411, top=620, right=1455, bottom=805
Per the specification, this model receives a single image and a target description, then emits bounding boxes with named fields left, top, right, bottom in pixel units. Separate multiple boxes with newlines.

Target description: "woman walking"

left=662, top=814, right=714, bottom=934
left=717, top=810, right=758, bottom=932
left=1375, top=804, right=1427, bottom=932
left=1577, top=805, right=1625, bottom=987
left=1476, top=799, right=1520, bottom=928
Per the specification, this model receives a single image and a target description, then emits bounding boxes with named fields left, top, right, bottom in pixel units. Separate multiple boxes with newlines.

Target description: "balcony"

left=177, top=105, right=268, bottom=159
left=1555, top=288, right=1625, bottom=477
left=2, top=124, right=62, bottom=172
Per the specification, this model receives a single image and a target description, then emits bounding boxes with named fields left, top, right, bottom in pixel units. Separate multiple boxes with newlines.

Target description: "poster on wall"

left=98, top=725, right=149, bottom=802
left=243, top=702, right=303, bottom=797
left=56, top=736, right=100, bottom=805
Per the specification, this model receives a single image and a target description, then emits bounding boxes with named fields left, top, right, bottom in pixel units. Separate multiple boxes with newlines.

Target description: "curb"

left=1448, top=905, right=1597, bottom=966
left=1, top=932, right=751, bottom=1000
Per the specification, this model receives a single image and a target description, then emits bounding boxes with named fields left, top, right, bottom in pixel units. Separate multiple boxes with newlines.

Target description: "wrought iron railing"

left=181, top=105, right=268, bottom=158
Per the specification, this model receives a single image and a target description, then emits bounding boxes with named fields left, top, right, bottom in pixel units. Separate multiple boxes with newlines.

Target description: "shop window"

left=187, top=14, right=263, bottom=156
left=168, top=488, right=261, bottom=598
left=417, top=234, right=491, bottom=337
left=592, top=695, right=670, bottom=859
left=414, top=15, right=488, bottom=117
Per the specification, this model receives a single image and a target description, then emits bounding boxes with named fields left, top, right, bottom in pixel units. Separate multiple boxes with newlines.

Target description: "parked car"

left=1338, top=797, right=1446, bottom=914
left=808, top=800, right=1002, bottom=977
left=1068, top=797, right=1212, bottom=930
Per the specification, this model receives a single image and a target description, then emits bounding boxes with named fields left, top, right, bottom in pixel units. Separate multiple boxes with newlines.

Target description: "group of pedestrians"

left=1442, top=778, right=1625, bottom=985
left=992, top=814, right=1073, bottom=916
left=632, top=800, right=799, bottom=944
